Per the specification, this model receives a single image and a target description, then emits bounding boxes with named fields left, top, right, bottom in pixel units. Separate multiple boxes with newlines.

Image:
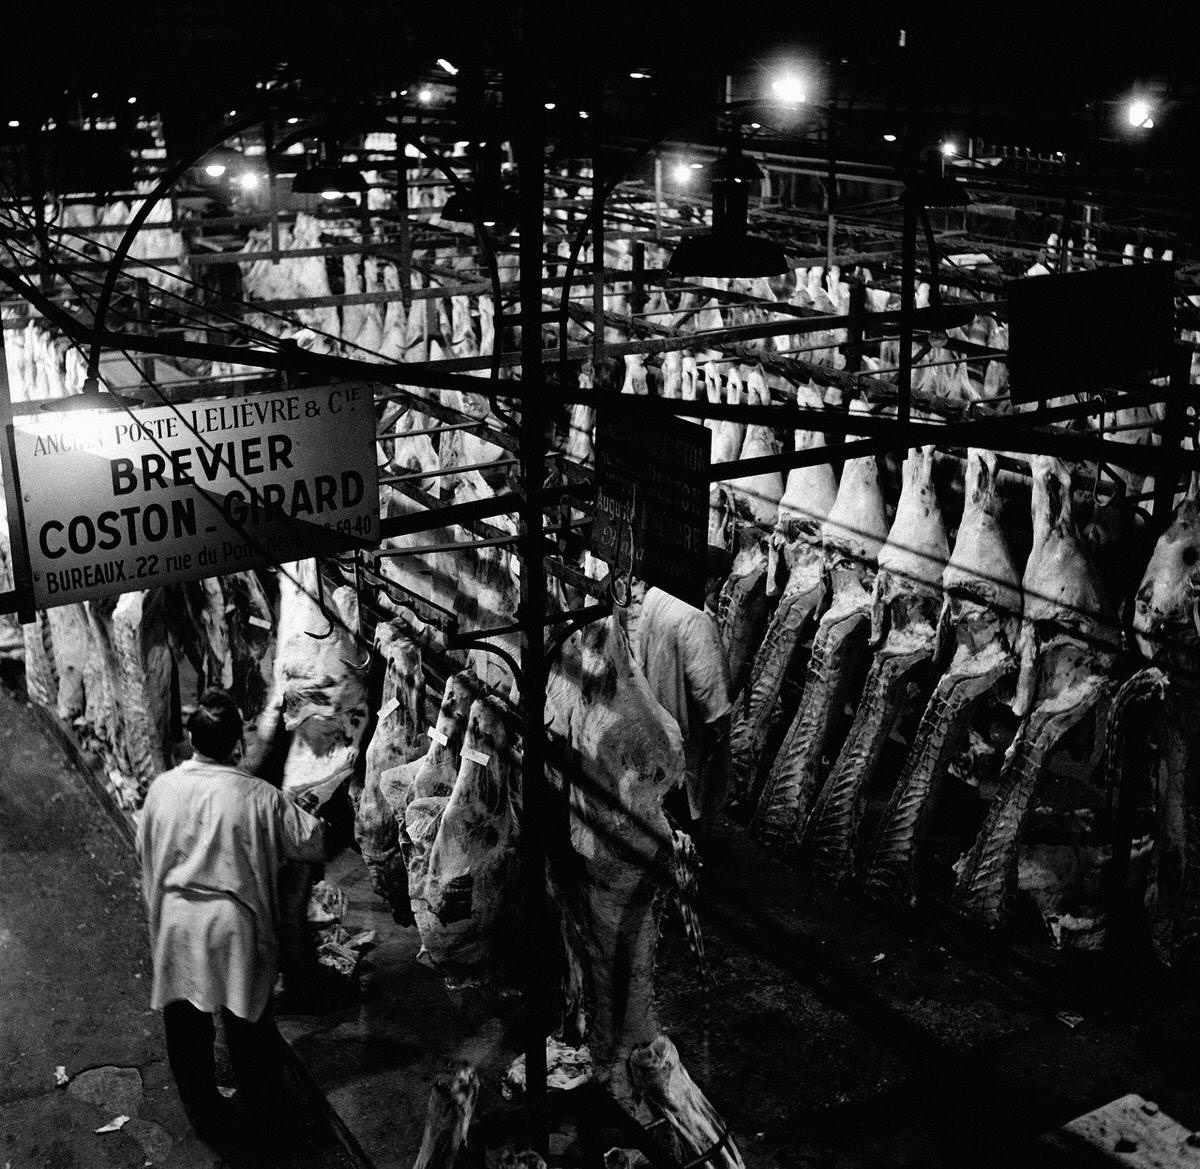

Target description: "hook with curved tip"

left=305, top=560, right=335, bottom=640
left=339, top=551, right=373, bottom=672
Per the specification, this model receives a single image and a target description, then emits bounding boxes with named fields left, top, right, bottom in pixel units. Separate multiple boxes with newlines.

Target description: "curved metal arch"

left=86, top=99, right=505, bottom=388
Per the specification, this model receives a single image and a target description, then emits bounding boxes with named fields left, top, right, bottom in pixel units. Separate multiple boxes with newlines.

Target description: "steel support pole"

left=897, top=192, right=917, bottom=442
left=514, top=74, right=550, bottom=1160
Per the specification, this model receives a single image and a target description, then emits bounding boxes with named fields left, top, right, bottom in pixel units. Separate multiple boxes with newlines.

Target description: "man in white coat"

left=137, top=688, right=324, bottom=1142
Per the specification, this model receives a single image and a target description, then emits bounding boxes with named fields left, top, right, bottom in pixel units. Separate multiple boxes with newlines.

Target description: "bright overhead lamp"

left=287, top=116, right=299, bottom=124
left=203, top=162, right=227, bottom=178
left=436, top=58, right=458, bottom=75
left=237, top=172, right=260, bottom=190
left=770, top=74, right=808, bottom=104
left=6, top=120, right=18, bottom=129
left=579, top=110, right=590, bottom=119
left=90, top=91, right=99, bottom=99
left=127, top=96, right=136, bottom=105
left=1126, top=98, right=1154, bottom=128
left=292, top=163, right=368, bottom=195
left=671, top=163, right=694, bottom=184
left=417, top=86, right=434, bottom=104
left=544, top=102, right=557, bottom=110
left=668, top=141, right=787, bottom=277
left=941, top=140, right=957, bottom=156
left=883, top=132, right=897, bottom=143
left=629, top=69, right=652, bottom=80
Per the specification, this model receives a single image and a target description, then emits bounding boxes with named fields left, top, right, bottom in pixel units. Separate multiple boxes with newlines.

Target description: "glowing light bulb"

left=578, top=110, right=590, bottom=119
left=1126, top=99, right=1153, bottom=128
left=629, top=70, right=651, bottom=80
left=127, top=96, right=136, bottom=105
left=417, top=86, right=434, bottom=105
left=771, top=75, right=807, bottom=104
left=6, top=120, right=18, bottom=129
left=883, top=133, right=897, bottom=143
left=320, top=190, right=341, bottom=200
left=672, top=163, right=692, bottom=184
left=544, top=102, right=557, bottom=110
left=204, top=162, right=227, bottom=178
left=90, top=92, right=99, bottom=100
left=436, top=58, right=458, bottom=75
left=287, top=117, right=299, bottom=124
left=237, top=172, right=260, bottom=190
left=941, top=140, right=957, bottom=156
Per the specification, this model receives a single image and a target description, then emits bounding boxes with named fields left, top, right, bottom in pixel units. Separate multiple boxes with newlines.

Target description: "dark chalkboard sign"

left=591, top=411, right=711, bottom=609
left=1007, top=262, right=1176, bottom=404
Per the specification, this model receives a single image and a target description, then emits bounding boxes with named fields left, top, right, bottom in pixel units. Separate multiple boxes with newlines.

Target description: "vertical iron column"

left=825, top=131, right=836, bottom=271
left=591, top=124, right=605, bottom=371
left=0, top=325, right=35, bottom=623
left=897, top=191, right=917, bottom=440
left=515, top=80, right=550, bottom=1160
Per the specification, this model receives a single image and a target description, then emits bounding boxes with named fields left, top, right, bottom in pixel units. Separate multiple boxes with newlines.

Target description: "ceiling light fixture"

left=417, top=86, right=434, bottom=105
left=770, top=74, right=808, bottom=104
left=883, top=132, right=897, bottom=142
left=1126, top=98, right=1154, bottom=128
left=941, top=140, right=957, bottom=156
left=436, top=58, right=459, bottom=75
left=203, top=162, right=227, bottom=178
left=668, top=141, right=787, bottom=277
left=237, top=172, right=260, bottom=190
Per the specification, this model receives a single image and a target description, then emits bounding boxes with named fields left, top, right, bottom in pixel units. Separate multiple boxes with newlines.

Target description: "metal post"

left=514, top=65, right=550, bottom=1162
left=264, top=119, right=280, bottom=264
left=653, top=154, right=663, bottom=240
left=897, top=191, right=917, bottom=442
left=631, top=241, right=646, bottom=315
left=825, top=132, right=836, bottom=271
left=0, top=325, right=35, bottom=623
left=1058, top=198, right=1073, bottom=275
left=844, top=280, right=866, bottom=374
left=590, top=124, right=605, bottom=371
left=396, top=94, right=413, bottom=312
left=134, top=277, right=157, bottom=383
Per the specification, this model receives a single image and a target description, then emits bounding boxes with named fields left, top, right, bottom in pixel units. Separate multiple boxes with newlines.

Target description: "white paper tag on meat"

left=428, top=726, right=449, bottom=746
left=378, top=696, right=400, bottom=720
left=248, top=614, right=272, bottom=630
left=460, top=745, right=490, bottom=767
left=95, top=1116, right=130, bottom=1133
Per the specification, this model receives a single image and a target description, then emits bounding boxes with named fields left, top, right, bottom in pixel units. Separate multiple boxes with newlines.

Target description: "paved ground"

left=0, top=685, right=356, bottom=1169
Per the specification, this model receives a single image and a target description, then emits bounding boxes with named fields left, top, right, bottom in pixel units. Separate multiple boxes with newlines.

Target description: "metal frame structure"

left=0, top=76, right=1199, bottom=1168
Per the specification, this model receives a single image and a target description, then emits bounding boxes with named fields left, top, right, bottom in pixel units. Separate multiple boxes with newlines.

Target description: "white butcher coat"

left=634, top=587, right=733, bottom=819
left=137, top=758, right=324, bottom=1021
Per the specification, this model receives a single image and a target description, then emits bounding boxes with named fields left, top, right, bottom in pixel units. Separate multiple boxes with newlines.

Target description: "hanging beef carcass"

left=750, top=402, right=890, bottom=843
left=728, top=384, right=836, bottom=803
left=354, top=622, right=426, bottom=915
left=864, top=450, right=1023, bottom=905
left=416, top=696, right=521, bottom=971
left=1105, top=478, right=1200, bottom=969
left=397, top=672, right=483, bottom=929
left=955, top=457, right=1120, bottom=925
left=112, top=589, right=175, bottom=805
left=725, top=365, right=782, bottom=527
left=545, top=614, right=740, bottom=1157
left=800, top=444, right=950, bottom=884
left=716, top=524, right=770, bottom=701
left=256, top=559, right=370, bottom=807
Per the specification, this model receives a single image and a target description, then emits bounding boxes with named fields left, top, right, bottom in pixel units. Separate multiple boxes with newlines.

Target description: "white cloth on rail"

left=633, top=587, right=732, bottom=819
left=137, top=757, right=323, bottom=1020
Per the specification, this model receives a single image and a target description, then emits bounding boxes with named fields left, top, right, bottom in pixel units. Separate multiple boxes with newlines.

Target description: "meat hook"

left=305, top=561, right=335, bottom=640
left=339, top=551, right=373, bottom=672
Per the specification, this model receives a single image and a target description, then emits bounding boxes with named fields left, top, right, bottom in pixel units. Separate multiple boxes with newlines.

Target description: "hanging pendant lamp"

left=668, top=144, right=788, bottom=277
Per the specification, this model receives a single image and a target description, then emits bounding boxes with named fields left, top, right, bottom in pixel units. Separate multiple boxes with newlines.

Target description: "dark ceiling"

left=2, top=1, right=1198, bottom=162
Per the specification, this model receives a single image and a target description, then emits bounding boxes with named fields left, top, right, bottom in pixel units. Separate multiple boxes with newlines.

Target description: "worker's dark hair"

left=186, top=688, right=243, bottom=760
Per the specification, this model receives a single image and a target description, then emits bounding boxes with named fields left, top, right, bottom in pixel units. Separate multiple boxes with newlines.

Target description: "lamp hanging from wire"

left=291, top=136, right=368, bottom=196
left=667, top=136, right=787, bottom=277
left=440, top=139, right=518, bottom=233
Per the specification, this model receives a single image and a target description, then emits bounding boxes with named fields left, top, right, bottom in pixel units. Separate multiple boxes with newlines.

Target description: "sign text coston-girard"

left=16, top=383, right=379, bottom=608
